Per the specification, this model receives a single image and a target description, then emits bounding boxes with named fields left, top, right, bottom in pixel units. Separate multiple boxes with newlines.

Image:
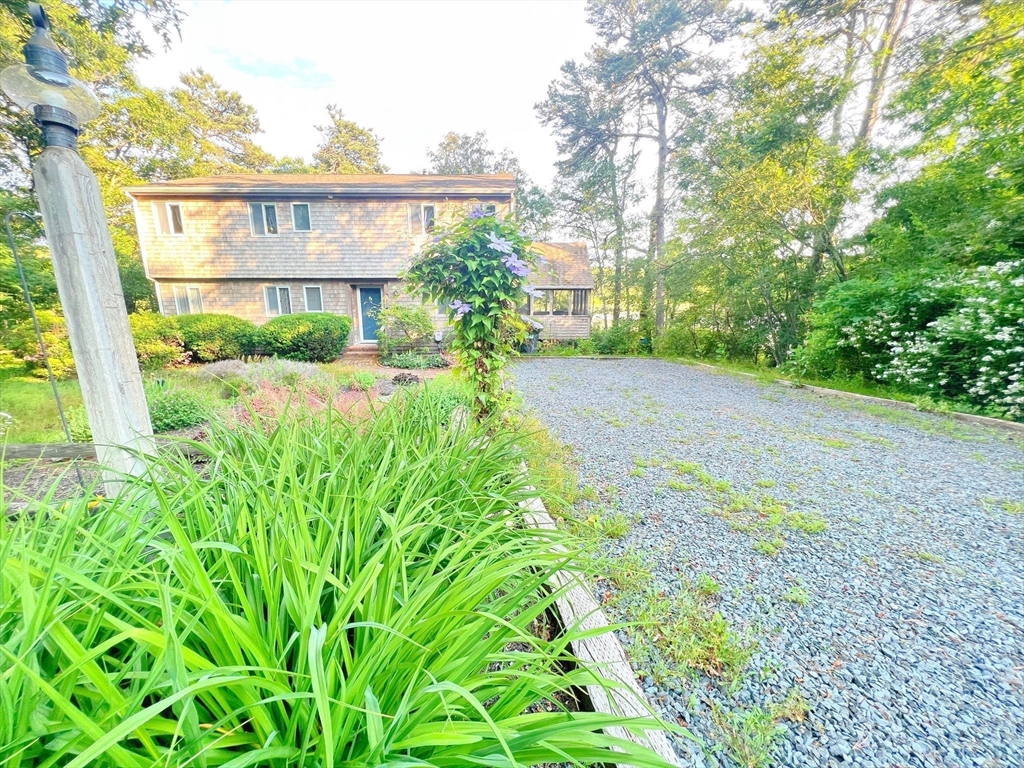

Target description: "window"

left=292, top=203, right=311, bottom=232
left=408, top=203, right=436, bottom=235
left=304, top=285, right=323, bottom=312
left=153, top=202, right=185, bottom=235
left=172, top=285, right=202, bottom=314
left=250, top=203, right=279, bottom=236
left=483, top=203, right=496, bottom=216
left=264, top=286, right=292, bottom=316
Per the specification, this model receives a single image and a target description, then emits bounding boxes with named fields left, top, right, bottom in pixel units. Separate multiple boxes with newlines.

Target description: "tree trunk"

left=857, top=0, right=914, bottom=150
left=609, top=159, right=625, bottom=324
left=653, top=92, right=668, bottom=333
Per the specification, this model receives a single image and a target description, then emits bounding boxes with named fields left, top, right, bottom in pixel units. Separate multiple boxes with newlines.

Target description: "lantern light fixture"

left=0, top=3, right=101, bottom=149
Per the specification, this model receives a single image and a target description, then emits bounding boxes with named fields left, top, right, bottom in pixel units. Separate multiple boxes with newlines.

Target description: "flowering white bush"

left=869, top=261, right=1024, bottom=419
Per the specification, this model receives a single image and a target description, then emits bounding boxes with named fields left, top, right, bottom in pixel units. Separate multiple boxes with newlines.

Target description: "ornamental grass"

left=0, top=389, right=673, bottom=767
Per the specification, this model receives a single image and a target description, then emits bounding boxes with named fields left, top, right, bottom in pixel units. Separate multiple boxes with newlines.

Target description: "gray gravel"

left=512, top=358, right=1024, bottom=768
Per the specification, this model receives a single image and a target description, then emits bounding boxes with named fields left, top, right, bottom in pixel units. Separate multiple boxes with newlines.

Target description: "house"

left=125, top=174, right=592, bottom=345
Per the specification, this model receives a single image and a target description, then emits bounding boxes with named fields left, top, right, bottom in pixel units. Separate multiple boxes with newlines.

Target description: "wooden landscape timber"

left=519, top=491, right=684, bottom=766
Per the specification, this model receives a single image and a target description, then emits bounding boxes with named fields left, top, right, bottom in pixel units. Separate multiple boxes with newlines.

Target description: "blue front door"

left=359, top=287, right=382, bottom=342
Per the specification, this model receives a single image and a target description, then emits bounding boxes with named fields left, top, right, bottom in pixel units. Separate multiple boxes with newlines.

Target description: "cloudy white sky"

left=135, top=1, right=600, bottom=187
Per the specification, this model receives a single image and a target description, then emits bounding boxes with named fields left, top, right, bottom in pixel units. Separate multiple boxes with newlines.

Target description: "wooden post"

left=33, top=146, right=155, bottom=488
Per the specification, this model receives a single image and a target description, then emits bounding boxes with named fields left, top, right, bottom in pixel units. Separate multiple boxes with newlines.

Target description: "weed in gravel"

left=786, top=511, right=827, bottom=534
left=772, top=687, right=810, bottom=723
left=596, top=550, right=653, bottom=592
left=908, top=550, right=944, bottom=564
left=629, top=467, right=645, bottom=477
left=811, top=435, right=853, bottom=449
left=781, top=586, right=810, bottom=606
left=631, top=590, right=755, bottom=686
left=695, top=573, right=721, bottom=597
left=755, top=478, right=777, bottom=489
left=982, top=496, right=1024, bottom=515
left=754, top=537, right=786, bottom=557
left=602, top=512, right=632, bottom=538
left=711, top=703, right=788, bottom=768
left=668, top=478, right=698, bottom=492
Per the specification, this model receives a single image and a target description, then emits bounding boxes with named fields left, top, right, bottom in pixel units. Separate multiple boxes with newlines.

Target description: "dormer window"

left=249, top=203, right=279, bottom=236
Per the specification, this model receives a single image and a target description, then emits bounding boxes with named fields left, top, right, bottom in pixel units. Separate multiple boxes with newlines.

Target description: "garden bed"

left=1, top=382, right=676, bottom=766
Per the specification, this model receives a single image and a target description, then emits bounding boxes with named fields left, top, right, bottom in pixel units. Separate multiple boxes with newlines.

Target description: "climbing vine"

left=406, top=206, right=539, bottom=418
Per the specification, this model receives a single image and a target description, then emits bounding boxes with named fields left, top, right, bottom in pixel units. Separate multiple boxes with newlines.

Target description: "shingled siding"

left=156, top=279, right=356, bottom=325
left=538, top=316, right=592, bottom=340
left=137, top=197, right=511, bottom=280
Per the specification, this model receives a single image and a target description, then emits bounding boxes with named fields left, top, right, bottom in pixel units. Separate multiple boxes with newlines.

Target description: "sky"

left=135, top=0, right=600, bottom=187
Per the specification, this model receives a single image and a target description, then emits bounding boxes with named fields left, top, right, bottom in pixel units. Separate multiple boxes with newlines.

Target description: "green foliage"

left=1, top=309, right=75, bottom=379
left=591, top=321, right=643, bottom=355
left=406, top=212, right=535, bottom=418
left=0, top=403, right=676, bottom=767
left=258, top=313, right=352, bottom=362
left=176, top=313, right=259, bottom=362
left=382, top=351, right=447, bottom=369
left=800, top=262, right=1024, bottom=420
left=144, top=381, right=211, bottom=432
left=374, top=304, right=436, bottom=358
left=425, top=131, right=554, bottom=239
left=313, top=104, right=388, bottom=173
left=128, top=312, right=186, bottom=370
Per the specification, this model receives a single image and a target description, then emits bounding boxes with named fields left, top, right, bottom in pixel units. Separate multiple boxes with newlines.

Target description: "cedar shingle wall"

left=538, top=316, right=592, bottom=340
left=157, top=279, right=353, bottom=325
left=138, top=197, right=511, bottom=280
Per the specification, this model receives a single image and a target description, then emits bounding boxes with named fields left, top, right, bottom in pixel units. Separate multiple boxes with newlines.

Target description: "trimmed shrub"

left=128, top=312, right=187, bottom=371
left=375, top=304, right=437, bottom=358
left=144, top=381, right=210, bottom=432
left=259, top=313, right=352, bottom=362
left=3, top=310, right=75, bottom=379
left=176, top=313, right=259, bottom=362
left=66, top=382, right=210, bottom=440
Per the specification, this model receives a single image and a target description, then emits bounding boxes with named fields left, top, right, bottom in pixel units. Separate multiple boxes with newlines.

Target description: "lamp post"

left=1, top=3, right=154, bottom=487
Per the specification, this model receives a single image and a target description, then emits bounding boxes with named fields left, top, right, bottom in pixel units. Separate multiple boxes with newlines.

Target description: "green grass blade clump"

left=0, top=390, right=676, bottom=766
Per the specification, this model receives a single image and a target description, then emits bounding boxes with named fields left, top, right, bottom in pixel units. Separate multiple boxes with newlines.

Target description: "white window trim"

left=153, top=201, right=186, bottom=236
left=172, top=284, right=202, bottom=314
left=291, top=202, right=312, bottom=233
left=249, top=202, right=280, bottom=237
left=408, top=202, right=436, bottom=236
left=303, top=285, right=324, bottom=312
left=264, top=285, right=292, bottom=317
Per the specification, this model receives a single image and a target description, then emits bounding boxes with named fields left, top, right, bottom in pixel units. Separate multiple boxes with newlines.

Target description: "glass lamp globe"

left=0, top=63, right=101, bottom=123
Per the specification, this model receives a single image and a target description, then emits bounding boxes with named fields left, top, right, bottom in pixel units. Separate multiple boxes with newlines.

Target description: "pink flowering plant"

left=406, top=206, right=538, bottom=418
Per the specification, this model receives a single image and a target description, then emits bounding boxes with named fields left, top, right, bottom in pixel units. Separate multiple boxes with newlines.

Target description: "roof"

left=531, top=242, right=593, bottom=288
left=124, top=173, right=517, bottom=199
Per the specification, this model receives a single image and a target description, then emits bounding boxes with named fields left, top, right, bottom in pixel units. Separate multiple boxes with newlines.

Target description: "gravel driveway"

left=512, top=358, right=1024, bottom=768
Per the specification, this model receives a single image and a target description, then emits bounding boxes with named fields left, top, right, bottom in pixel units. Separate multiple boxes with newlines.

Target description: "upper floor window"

left=153, top=202, right=184, bottom=236
left=173, top=285, right=202, bottom=314
left=483, top=203, right=497, bottom=216
left=292, top=203, right=311, bottom=232
left=408, top=203, right=436, bottom=235
left=250, top=203, right=279, bottom=236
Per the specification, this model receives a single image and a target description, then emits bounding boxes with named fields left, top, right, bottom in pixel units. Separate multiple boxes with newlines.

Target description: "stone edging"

left=519, top=492, right=682, bottom=766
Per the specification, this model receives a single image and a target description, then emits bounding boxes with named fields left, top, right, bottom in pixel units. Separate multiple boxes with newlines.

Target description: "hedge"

left=176, top=313, right=259, bottom=362
left=258, top=313, right=352, bottom=362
